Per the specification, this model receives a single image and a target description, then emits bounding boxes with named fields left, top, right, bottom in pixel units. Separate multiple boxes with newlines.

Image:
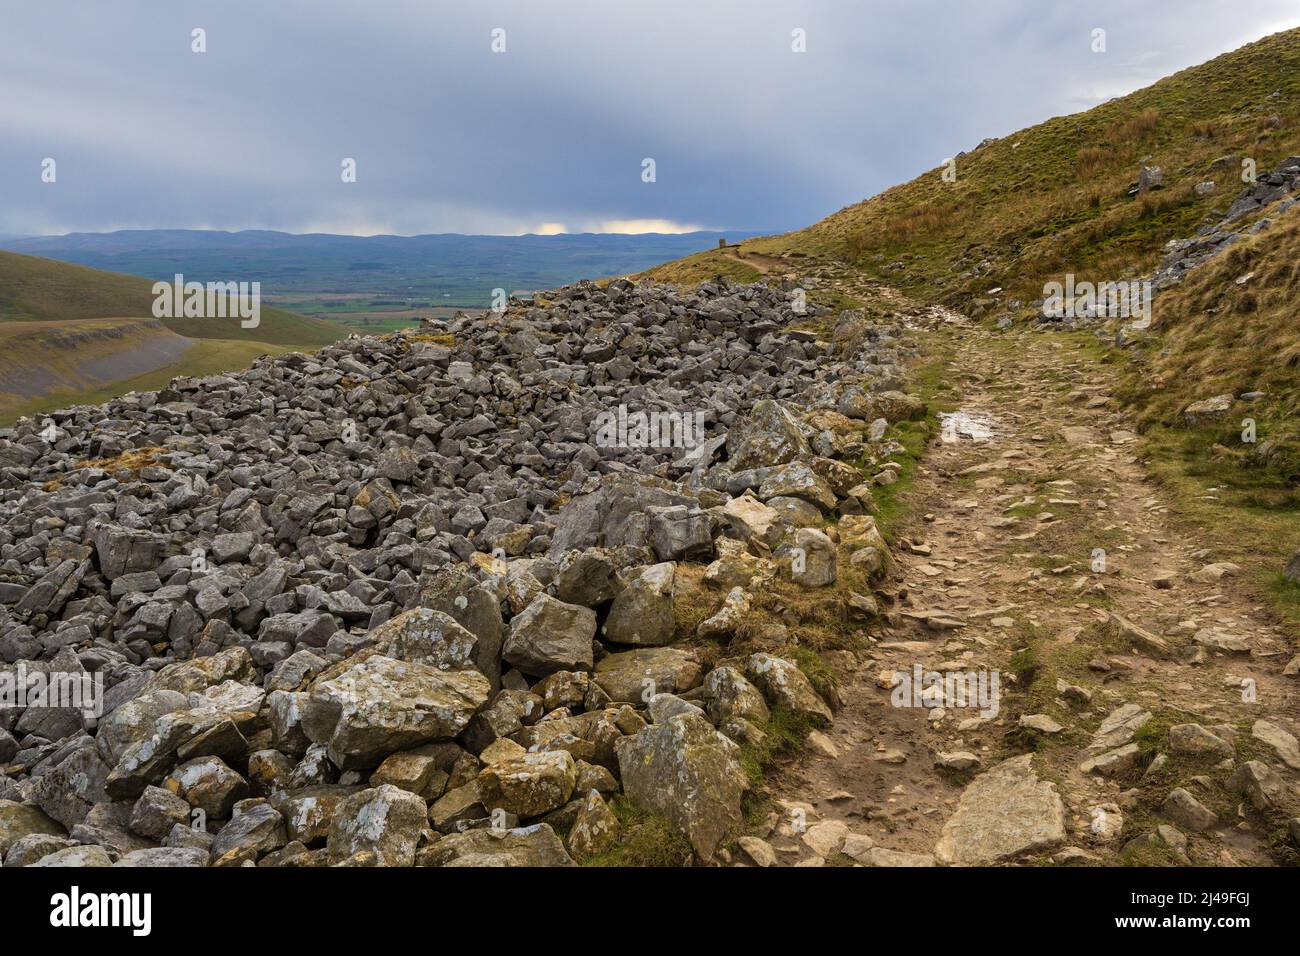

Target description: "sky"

left=3, top=0, right=1299, bottom=238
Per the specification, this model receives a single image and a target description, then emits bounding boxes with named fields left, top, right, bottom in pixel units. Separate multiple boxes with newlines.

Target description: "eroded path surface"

left=762, top=301, right=1300, bottom=867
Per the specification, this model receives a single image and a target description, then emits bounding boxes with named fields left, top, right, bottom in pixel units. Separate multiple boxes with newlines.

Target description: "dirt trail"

left=719, top=249, right=788, bottom=275
left=763, top=299, right=1299, bottom=867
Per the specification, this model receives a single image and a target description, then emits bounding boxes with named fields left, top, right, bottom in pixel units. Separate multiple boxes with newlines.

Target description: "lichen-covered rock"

left=210, top=801, right=287, bottom=866
left=697, top=587, right=750, bottom=641
left=647, top=505, right=715, bottom=562
left=129, top=785, right=192, bottom=842
left=567, top=789, right=619, bottom=858
left=113, top=846, right=210, bottom=867
left=759, top=461, right=837, bottom=512
left=720, top=495, right=787, bottom=549
left=302, top=655, right=490, bottom=769
left=616, top=712, right=748, bottom=862
left=702, top=665, right=770, bottom=727
left=603, top=562, right=677, bottom=647
left=369, top=607, right=478, bottom=672
left=32, top=745, right=110, bottom=829
left=0, top=800, right=64, bottom=857
left=871, top=391, right=925, bottom=423
left=416, top=566, right=505, bottom=691
left=554, top=548, right=624, bottom=606
left=272, top=784, right=360, bottom=845
left=477, top=750, right=577, bottom=818
left=746, top=653, right=832, bottom=724
left=594, top=647, right=703, bottom=703
left=2, top=833, right=78, bottom=868
left=326, top=784, right=427, bottom=866
left=933, top=755, right=1067, bottom=864
left=727, top=400, right=811, bottom=471
left=163, top=756, right=249, bottom=819
left=423, top=823, right=575, bottom=867
left=502, top=594, right=596, bottom=675
left=778, top=527, right=837, bottom=587
left=30, top=845, right=115, bottom=867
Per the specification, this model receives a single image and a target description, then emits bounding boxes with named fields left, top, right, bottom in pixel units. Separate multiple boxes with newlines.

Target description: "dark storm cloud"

left=1, top=0, right=1297, bottom=236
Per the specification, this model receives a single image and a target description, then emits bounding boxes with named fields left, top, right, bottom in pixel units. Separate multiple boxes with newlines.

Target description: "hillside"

left=0, top=250, right=346, bottom=346
left=0, top=251, right=346, bottom=423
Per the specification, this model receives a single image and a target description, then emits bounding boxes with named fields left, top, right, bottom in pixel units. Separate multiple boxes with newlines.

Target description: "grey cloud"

left=1, top=0, right=1297, bottom=236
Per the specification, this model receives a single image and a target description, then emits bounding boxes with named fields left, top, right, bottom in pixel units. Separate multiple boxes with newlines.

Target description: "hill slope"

left=645, top=27, right=1300, bottom=311
left=0, top=250, right=346, bottom=346
left=0, top=251, right=347, bottom=422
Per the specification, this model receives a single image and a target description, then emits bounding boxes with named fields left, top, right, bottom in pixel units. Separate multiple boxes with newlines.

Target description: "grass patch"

left=736, top=706, right=820, bottom=793
left=581, top=795, right=694, bottom=867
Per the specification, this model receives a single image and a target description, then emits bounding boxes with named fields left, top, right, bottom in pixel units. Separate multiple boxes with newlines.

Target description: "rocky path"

left=762, top=300, right=1300, bottom=867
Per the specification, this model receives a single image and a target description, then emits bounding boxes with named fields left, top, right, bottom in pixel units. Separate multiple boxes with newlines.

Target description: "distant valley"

left=0, top=230, right=754, bottom=333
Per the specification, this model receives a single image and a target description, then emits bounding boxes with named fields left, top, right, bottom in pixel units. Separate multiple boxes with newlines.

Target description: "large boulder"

left=759, top=461, right=837, bottom=512
left=91, top=523, right=166, bottom=581
left=616, top=713, right=748, bottom=862
left=502, top=594, right=596, bottom=675
left=602, top=562, right=677, bottom=647
left=548, top=475, right=701, bottom=553
left=567, top=790, right=620, bottom=858
left=163, top=756, right=249, bottom=819
left=418, top=566, right=505, bottom=691
left=327, top=784, right=427, bottom=866
left=477, top=750, right=577, bottom=818
left=594, top=647, right=703, bottom=703
left=209, top=802, right=287, bottom=866
left=646, top=505, right=715, bottom=562
left=32, top=745, right=111, bottom=829
left=779, top=527, right=837, bottom=587
left=369, top=608, right=478, bottom=672
left=0, top=800, right=64, bottom=857
left=554, top=549, right=624, bottom=606
left=726, top=400, right=810, bottom=471
left=720, top=495, right=787, bottom=550
left=702, top=665, right=770, bottom=727
left=302, top=656, right=490, bottom=769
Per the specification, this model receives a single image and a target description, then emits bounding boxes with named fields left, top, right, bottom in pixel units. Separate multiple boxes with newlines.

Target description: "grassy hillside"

left=0, top=251, right=347, bottom=423
left=1121, top=202, right=1300, bottom=435
left=644, top=27, right=1300, bottom=311
left=0, top=332, right=293, bottom=424
left=0, top=250, right=346, bottom=347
